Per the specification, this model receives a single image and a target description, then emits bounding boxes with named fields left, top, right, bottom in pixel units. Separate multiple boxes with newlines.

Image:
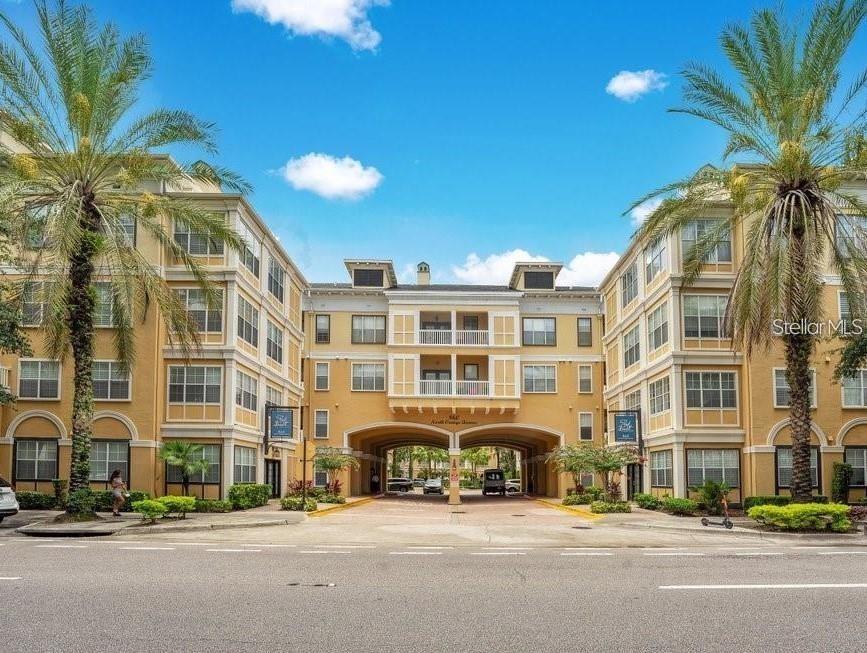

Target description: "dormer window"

left=524, top=271, right=554, bottom=289
left=353, top=269, right=384, bottom=287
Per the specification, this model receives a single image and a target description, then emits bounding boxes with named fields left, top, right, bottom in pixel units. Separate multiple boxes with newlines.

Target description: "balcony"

left=419, top=380, right=492, bottom=397
left=417, top=328, right=489, bottom=346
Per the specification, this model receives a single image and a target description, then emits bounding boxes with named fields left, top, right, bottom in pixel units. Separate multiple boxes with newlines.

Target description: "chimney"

left=416, top=261, right=430, bottom=286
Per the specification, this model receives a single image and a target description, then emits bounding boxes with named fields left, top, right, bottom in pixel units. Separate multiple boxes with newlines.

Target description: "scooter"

left=700, top=495, right=733, bottom=529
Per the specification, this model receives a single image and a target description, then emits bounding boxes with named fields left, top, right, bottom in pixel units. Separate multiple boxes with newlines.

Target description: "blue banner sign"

left=613, top=413, right=638, bottom=443
left=269, top=407, right=294, bottom=439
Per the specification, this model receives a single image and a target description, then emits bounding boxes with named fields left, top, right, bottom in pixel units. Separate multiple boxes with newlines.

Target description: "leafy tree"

left=461, top=447, right=490, bottom=476
left=159, top=441, right=210, bottom=496
left=549, top=444, right=640, bottom=499
left=548, top=444, right=597, bottom=492
left=632, top=0, right=867, bottom=502
left=0, top=1, right=246, bottom=501
left=314, top=447, right=360, bottom=493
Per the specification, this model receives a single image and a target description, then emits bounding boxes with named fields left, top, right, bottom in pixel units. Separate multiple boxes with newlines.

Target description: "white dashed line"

left=643, top=552, right=705, bottom=557
left=313, top=545, right=375, bottom=549
left=735, top=552, right=785, bottom=557
left=206, top=548, right=261, bottom=553
left=471, top=552, right=527, bottom=556
left=35, top=544, right=87, bottom=549
left=482, top=547, right=531, bottom=550
left=561, top=552, right=613, bottom=556
left=0, top=577, right=22, bottom=580
left=299, top=550, right=352, bottom=554
left=119, top=547, right=176, bottom=551
left=241, top=544, right=296, bottom=548
left=817, top=551, right=867, bottom=556
left=407, top=546, right=454, bottom=550
left=389, top=551, right=443, bottom=555
left=660, top=583, right=867, bottom=590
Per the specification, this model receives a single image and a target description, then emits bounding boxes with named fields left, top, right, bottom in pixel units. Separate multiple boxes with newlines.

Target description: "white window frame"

left=842, top=369, right=867, bottom=408
left=684, top=371, right=737, bottom=409
left=314, top=409, right=329, bottom=439
left=92, top=360, right=131, bottom=401
left=644, top=237, right=667, bottom=284
left=21, top=280, right=45, bottom=326
left=522, top=317, right=556, bottom=346
left=173, top=221, right=224, bottom=256
left=687, top=449, right=740, bottom=488
left=845, top=447, right=867, bottom=487
left=351, top=362, right=386, bottom=392
left=175, top=288, right=224, bottom=334
left=682, top=295, right=728, bottom=340
left=233, top=445, right=257, bottom=483
left=167, top=444, right=220, bottom=484
left=315, top=314, right=331, bottom=344
left=235, top=370, right=258, bottom=412
left=237, top=220, right=261, bottom=278
left=681, top=219, right=732, bottom=264
left=647, top=302, right=669, bottom=352
left=648, top=376, right=671, bottom=415
left=237, top=295, right=259, bottom=347
left=650, top=450, right=673, bottom=488
left=314, top=470, right=329, bottom=487
left=267, top=256, right=285, bottom=303
left=118, top=213, right=136, bottom=246
left=522, top=364, right=557, bottom=393
left=352, top=315, right=386, bottom=344
left=772, top=368, right=816, bottom=409
left=89, top=440, right=129, bottom=482
left=14, top=438, right=58, bottom=481
left=623, top=389, right=641, bottom=412
left=577, top=317, right=592, bottom=347
left=622, top=324, right=641, bottom=369
left=776, top=446, right=818, bottom=488
left=620, top=261, right=638, bottom=307
left=93, top=282, right=115, bottom=328
left=167, top=365, right=222, bottom=405
left=18, top=359, right=61, bottom=400
left=266, top=320, right=284, bottom=364
left=578, top=412, right=593, bottom=441
left=314, top=362, right=330, bottom=391
left=577, top=365, right=593, bottom=394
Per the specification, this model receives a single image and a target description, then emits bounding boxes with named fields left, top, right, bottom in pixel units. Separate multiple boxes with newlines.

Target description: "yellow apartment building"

left=0, top=170, right=307, bottom=500
left=599, top=178, right=867, bottom=504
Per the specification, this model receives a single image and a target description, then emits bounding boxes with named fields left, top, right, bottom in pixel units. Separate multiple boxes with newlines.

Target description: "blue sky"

left=8, top=0, right=863, bottom=285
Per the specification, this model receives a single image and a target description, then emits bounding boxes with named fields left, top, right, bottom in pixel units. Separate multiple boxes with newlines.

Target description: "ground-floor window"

left=89, top=441, right=129, bottom=482
left=776, top=446, right=818, bottom=488
left=15, top=439, right=57, bottom=481
left=579, top=472, right=594, bottom=488
left=166, top=444, right=221, bottom=484
left=650, top=450, right=672, bottom=488
left=234, top=445, right=257, bottom=483
left=686, top=449, right=739, bottom=487
left=314, top=470, right=328, bottom=487
left=844, top=447, right=867, bottom=486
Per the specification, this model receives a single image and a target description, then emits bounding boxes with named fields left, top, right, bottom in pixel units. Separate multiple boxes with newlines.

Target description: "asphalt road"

left=3, top=537, right=866, bottom=653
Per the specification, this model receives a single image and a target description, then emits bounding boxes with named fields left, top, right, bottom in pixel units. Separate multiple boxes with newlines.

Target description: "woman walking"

left=109, top=470, right=127, bottom=517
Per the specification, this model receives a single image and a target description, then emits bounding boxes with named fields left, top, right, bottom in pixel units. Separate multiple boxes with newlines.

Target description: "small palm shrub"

left=691, top=480, right=729, bottom=516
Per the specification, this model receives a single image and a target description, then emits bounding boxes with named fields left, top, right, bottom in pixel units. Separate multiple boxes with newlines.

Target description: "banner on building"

left=267, top=406, right=294, bottom=440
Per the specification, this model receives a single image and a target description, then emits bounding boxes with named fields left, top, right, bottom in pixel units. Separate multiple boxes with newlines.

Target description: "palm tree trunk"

left=786, top=332, right=814, bottom=502
left=67, top=201, right=100, bottom=495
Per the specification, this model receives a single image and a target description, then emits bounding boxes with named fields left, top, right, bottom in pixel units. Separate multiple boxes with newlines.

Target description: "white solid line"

left=643, top=552, right=705, bottom=557
left=660, top=583, right=867, bottom=590
left=0, top=577, right=22, bottom=580
left=206, top=548, right=261, bottom=553
left=471, top=552, right=527, bottom=556
left=313, top=544, right=375, bottom=549
left=561, top=547, right=611, bottom=550
left=240, top=544, right=296, bottom=548
left=168, top=542, right=214, bottom=547
left=407, top=546, right=454, bottom=550
left=389, top=551, right=443, bottom=555
left=119, top=547, right=176, bottom=551
left=818, top=551, right=867, bottom=556
left=299, top=550, right=351, bottom=554
left=35, top=544, right=87, bottom=549
left=641, top=547, right=685, bottom=551
left=482, top=546, right=532, bottom=550
left=561, top=552, right=613, bottom=556
left=735, top=552, right=785, bottom=556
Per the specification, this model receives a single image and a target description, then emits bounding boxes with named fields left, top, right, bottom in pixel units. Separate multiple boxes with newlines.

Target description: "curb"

left=618, top=521, right=867, bottom=544
left=535, top=498, right=603, bottom=521
left=17, top=515, right=305, bottom=537
left=308, top=496, right=375, bottom=518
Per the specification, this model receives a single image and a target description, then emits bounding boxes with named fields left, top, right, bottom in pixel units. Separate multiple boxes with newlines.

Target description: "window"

left=578, top=365, right=592, bottom=393
left=235, top=371, right=258, bottom=411
left=237, top=221, right=260, bottom=277
left=622, top=325, right=640, bottom=368
left=523, top=365, right=556, bottom=393
left=267, top=257, right=285, bottom=302
left=92, top=361, right=130, bottom=400
left=21, top=281, right=45, bottom=326
left=168, top=366, right=221, bottom=404
left=18, top=360, right=60, bottom=399
left=620, top=261, right=638, bottom=307
left=579, top=413, right=593, bottom=440
left=314, top=410, right=329, bottom=438
left=623, top=389, right=641, bottom=411
left=683, top=295, right=728, bottom=339
left=773, top=369, right=816, bottom=408
left=579, top=472, right=595, bottom=488
left=314, top=363, right=329, bottom=390
left=90, top=441, right=129, bottom=481
left=352, top=363, right=386, bottom=391
left=167, top=444, right=220, bottom=484
left=522, top=317, right=556, bottom=346
left=314, top=470, right=328, bottom=487
left=685, top=371, right=737, bottom=409
left=650, top=450, right=672, bottom=487
left=644, top=237, right=667, bottom=284
left=351, top=315, right=386, bottom=344
left=687, top=449, right=739, bottom=487
left=681, top=219, right=732, bottom=263
left=93, top=282, right=115, bottom=327
left=237, top=296, right=259, bottom=347
left=835, top=214, right=867, bottom=256
left=175, top=288, right=223, bottom=333
left=647, top=302, right=668, bottom=351
left=776, top=447, right=818, bottom=488
left=648, top=377, right=671, bottom=415
left=577, top=317, right=592, bottom=347
left=24, top=204, right=49, bottom=248
left=315, top=315, right=331, bottom=344
left=233, top=446, right=257, bottom=483
left=266, top=321, right=283, bottom=364
left=173, top=221, right=224, bottom=255
left=524, top=271, right=554, bottom=289
left=353, top=269, right=384, bottom=287
left=845, top=447, right=867, bottom=486
left=118, top=214, right=136, bottom=246
left=265, top=386, right=283, bottom=408
left=15, top=439, right=57, bottom=480
left=842, top=370, right=867, bottom=407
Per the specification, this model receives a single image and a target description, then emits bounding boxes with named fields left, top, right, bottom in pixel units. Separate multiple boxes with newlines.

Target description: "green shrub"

left=562, top=493, right=593, bottom=506
left=832, top=463, right=853, bottom=504
left=633, top=493, right=662, bottom=510
left=748, top=503, right=852, bottom=532
left=691, top=480, right=729, bottom=516
left=661, top=497, right=698, bottom=516
left=132, top=499, right=167, bottom=523
left=743, top=495, right=791, bottom=511
left=194, top=499, right=233, bottom=513
left=156, top=495, right=196, bottom=518
left=66, top=488, right=96, bottom=514
left=15, top=490, right=56, bottom=510
left=590, top=500, right=632, bottom=514
left=280, top=496, right=317, bottom=512
left=585, top=486, right=605, bottom=501
left=92, top=490, right=150, bottom=512
left=228, top=484, right=271, bottom=510
left=51, top=479, right=68, bottom=509
left=319, top=494, right=346, bottom=504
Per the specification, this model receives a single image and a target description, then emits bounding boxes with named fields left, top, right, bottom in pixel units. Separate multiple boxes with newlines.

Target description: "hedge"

left=132, top=499, right=167, bottom=522
left=280, top=496, right=317, bottom=512
left=743, top=495, right=829, bottom=511
left=633, top=493, right=662, bottom=510
left=661, top=497, right=698, bottom=516
left=92, top=490, right=150, bottom=512
left=562, top=493, right=594, bottom=506
left=15, top=491, right=57, bottom=510
left=194, top=499, right=233, bottom=513
left=590, top=501, right=632, bottom=514
left=748, top=503, right=852, bottom=532
left=227, top=484, right=271, bottom=510
left=319, top=494, right=346, bottom=504
left=156, top=495, right=196, bottom=518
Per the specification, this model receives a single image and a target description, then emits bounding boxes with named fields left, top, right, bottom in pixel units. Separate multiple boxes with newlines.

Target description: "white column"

left=672, top=441, right=686, bottom=498
left=450, top=353, right=457, bottom=395
left=223, top=440, right=234, bottom=499
left=451, top=309, right=457, bottom=343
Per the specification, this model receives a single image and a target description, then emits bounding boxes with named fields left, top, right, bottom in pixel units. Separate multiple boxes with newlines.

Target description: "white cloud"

left=606, top=69, right=667, bottom=102
left=630, top=198, right=663, bottom=226
left=280, top=152, right=383, bottom=200
left=231, top=0, right=389, bottom=51
left=450, top=248, right=619, bottom=288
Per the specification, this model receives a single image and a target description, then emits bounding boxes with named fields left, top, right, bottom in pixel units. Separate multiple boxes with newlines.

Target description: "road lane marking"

left=561, top=552, right=612, bottom=556
left=561, top=547, right=610, bottom=550
left=817, top=551, right=867, bottom=556
left=34, top=544, right=87, bottom=549
left=168, top=543, right=214, bottom=547
left=206, top=548, right=262, bottom=553
left=313, top=545, right=375, bottom=549
left=389, top=551, right=443, bottom=555
left=299, top=550, right=352, bottom=554
left=660, top=583, right=867, bottom=590
left=0, top=577, right=22, bottom=580
left=471, top=552, right=527, bottom=556
left=643, top=552, right=704, bottom=557
left=735, top=552, right=785, bottom=557
left=482, top=547, right=531, bottom=550
left=407, top=546, right=453, bottom=550
left=239, top=544, right=296, bottom=548
left=119, top=547, right=176, bottom=551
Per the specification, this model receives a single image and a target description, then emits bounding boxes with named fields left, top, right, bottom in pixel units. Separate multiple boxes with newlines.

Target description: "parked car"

left=412, top=478, right=425, bottom=488
left=482, top=469, right=506, bottom=496
left=387, top=477, right=413, bottom=492
left=505, top=479, right=522, bottom=493
left=423, top=478, right=444, bottom=495
left=0, top=477, right=18, bottom=523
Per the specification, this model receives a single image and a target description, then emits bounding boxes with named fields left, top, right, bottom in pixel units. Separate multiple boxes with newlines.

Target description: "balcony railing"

left=419, top=379, right=455, bottom=396
left=455, top=380, right=489, bottom=396
left=418, top=329, right=452, bottom=345
left=455, top=329, right=489, bottom=345
left=417, top=380, right=504, bottom=397
left=416, top=328, right=489, bottom=346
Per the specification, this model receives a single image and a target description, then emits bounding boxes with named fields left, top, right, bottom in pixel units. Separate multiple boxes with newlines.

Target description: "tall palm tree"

left=0, top=1, right=246, bottom=499
left=633, top=0, right=867, bottom=502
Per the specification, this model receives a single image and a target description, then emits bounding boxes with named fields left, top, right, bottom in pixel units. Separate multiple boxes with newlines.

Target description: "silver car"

left=423, top=478, right=444, bottom=495
left=505, top=479, right=522, bottom=493
left=0, top=482, right=19, bottom=523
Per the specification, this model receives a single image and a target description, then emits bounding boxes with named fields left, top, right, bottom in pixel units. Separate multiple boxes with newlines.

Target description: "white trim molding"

left=5, top=410, right=67, bottom=439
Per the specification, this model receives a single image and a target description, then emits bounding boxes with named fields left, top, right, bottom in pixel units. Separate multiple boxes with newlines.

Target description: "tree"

left=159, top=441, right=210, bottom=497
left=314, top=447, right=360, bottom=494
left=548, top=444, right=640, bottom=499
left=590, top=446, right=641, bottom=501
left=548, top=444, right=597, bottom=492
left=461, top=447, right=490, bottom=476
left=631, top=0, right=867, bottom=502
left=0, top=1, right=246, bottom=502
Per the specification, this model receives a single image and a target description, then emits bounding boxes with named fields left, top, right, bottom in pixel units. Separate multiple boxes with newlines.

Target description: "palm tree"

left=0, top=1, right=246, bottom=501
left=632, top=0, right=867, bottom=502
left=159, top=441, right=210, bottom=497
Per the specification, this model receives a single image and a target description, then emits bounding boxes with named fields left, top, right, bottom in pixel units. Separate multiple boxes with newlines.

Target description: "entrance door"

left=265, top=459, right=281, bottom=498
left=626, top=463, right=642, bottom=500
